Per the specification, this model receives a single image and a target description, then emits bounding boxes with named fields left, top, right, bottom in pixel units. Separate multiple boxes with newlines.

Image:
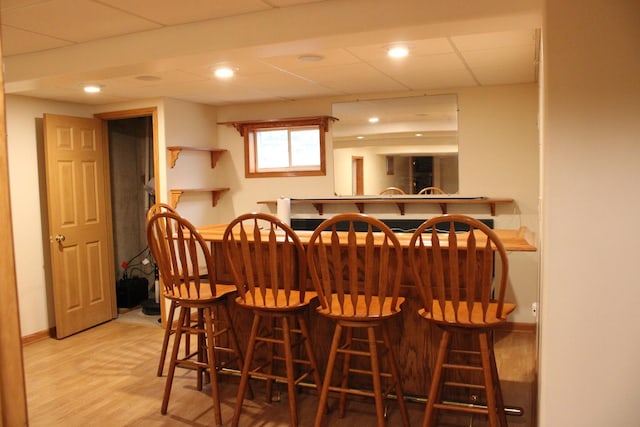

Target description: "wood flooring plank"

left=23, top=313, right=536, bottom=426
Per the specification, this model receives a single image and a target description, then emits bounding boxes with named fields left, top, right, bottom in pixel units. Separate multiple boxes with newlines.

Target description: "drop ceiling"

left=0, top=0, right=541, bottom=106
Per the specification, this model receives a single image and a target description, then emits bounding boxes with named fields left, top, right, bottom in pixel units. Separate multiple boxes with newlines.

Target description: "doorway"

left=411, top=156, right=433, bottom=194
left=352, top=156, right=363, bottom=195
left=96, top=107, right=159, bottom=312
left=108, top=117, right=155, bottom=304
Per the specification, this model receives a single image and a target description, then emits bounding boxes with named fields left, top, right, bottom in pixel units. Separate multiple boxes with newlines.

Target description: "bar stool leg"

left=204, top=307, right=223, bottom=427
left=297, top=313, right=323, bottom=390
left=338, top=327, right=353, bottom=417
left=423, top=329, right=451, bottom=427
left=479, top=332, right=499, bottom=427
left=282, top=315, right=299, bottom=427
left=367, top=326, right=386, bottom=427
left=266, top=316, right=275, bottom=403
left=232, top=314, right=261, bottom=427
left=315, top=323, right=344, bottom=427
left=381, top=323, right=410, bottom=427
left=161, top=307, right=187, bottom=414
left=157, top=300, right=176, bottom=376
left=196, top=308, right=205, bottom=391
left=489, top=338, right=509, bottom=427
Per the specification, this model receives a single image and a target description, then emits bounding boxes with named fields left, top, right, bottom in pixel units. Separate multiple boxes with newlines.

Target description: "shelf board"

left=257, top=196, right=513, bottom=216
left=170, top=188, right=230, bottom=208
left=167, top=146, right=227, bottom=168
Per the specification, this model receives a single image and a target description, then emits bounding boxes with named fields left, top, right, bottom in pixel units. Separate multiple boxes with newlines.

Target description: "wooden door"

left=0, top=35, right=29, bottom=424
left=43, top=114, right=116, bottom=338
left=352, top=156, right=363, bottom=195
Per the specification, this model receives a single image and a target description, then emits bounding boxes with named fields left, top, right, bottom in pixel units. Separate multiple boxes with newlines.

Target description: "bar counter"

left=198, top=223, right=536, bottom=399
left=198, top=223, right=536, bottom=252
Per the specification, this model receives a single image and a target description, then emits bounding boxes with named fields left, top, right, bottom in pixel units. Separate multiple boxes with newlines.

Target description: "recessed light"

left=415, top=133, right=423, bottom=137
left=357, top=136, right=365, bottom=139
left=83, top=85, right=101, bottom=93
left=214, top=67, right=235, bottom=78
left=368, top=117, right=379, bottom=123
left=388, top=46, right=409, bottom=58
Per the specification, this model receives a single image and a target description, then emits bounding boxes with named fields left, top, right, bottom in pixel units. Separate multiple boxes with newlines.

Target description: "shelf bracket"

left=211, top=188, right=229, bottom=207
left=312, top=203, right=324, bottom=215
left=168, top=148, right=181, bottom=168
left=210, top=150, right=224, bottom=168
left=170, top=190, right=183, bottom=208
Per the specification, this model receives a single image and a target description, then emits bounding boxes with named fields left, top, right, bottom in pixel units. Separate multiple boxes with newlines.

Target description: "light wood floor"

left=23, top=311, right=537, bottom=427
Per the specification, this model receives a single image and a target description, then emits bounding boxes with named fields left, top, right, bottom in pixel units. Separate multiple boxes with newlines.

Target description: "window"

left=223, top=116, right=333, bottom=178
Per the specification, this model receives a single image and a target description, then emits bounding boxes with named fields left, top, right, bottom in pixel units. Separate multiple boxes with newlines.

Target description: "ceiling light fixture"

left=368, top=117, right=379, bottom=123
left=388, top=46, right=409, bottom=58
left=214, top=67, right=235, bottom=78
left=83, top=85, right=101, bottom=93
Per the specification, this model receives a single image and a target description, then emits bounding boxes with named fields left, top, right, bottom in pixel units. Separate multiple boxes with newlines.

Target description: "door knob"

left=55, top=234, right=66, bottom=242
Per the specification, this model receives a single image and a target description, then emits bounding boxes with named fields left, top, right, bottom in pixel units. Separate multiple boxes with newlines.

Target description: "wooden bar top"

left=197, top=223, right=536, bottom=252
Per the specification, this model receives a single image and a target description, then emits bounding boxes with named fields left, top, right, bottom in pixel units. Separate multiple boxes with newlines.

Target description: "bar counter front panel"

left=198, top=223, right=535, bottom=401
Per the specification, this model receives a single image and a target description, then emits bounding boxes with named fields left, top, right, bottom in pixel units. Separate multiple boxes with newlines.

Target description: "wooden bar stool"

left=306, top=213, right=410, bottom=427
left=147, top=211, right=245, bottom=426
left=417, top=186, right=445, bottom=195
left=146, top=203, right=190, bottom=378
left=408, top=214, right=515, bottom=427
left=222, top=212, right=323, bottom=427
left=380, top=186, right=406, bottom=195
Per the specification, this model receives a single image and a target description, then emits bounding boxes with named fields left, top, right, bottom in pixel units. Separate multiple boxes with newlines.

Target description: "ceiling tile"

left=1, top=0, right=160, bottom=43
left=234, top=70, right=339, bottom=99
left=98, top=0, right=272, bottom=26
left=0, top=25, right=72, bottom=56
left=460, top=45, right=535, bottom=70
left=451, top=29, right=536, bottom=51
left=0, top=0, right=46, bottom=11
left=407, top=69, right=478, bottom=90
left=291, top=62, right=409, bottom=93
left=368, top=52, right=471, bottom=90
left=470, top=63, right=536, bottom=86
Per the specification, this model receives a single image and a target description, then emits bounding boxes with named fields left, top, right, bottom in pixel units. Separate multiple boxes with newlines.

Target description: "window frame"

left=223, top=116, right=333, bottom=178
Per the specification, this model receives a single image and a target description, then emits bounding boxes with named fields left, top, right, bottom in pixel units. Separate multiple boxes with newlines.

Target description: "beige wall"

left=5, top=96, right=94, bottom=335
left=213, top=83, right=539, bottom=323
left=6, top=83, right=538, bottom=333
left=214, top=97, right=336, bottom=219
left=539, top=0, right=640, bottom=425
left=162, top=98, right=221, bottom=226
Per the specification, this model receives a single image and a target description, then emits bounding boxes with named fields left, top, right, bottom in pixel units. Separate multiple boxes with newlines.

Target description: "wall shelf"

left=257, top=196, right=513, bottom=216
left=170, top=188, right=230, bottom=208
left=167, top=146, right=227, bottom=168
